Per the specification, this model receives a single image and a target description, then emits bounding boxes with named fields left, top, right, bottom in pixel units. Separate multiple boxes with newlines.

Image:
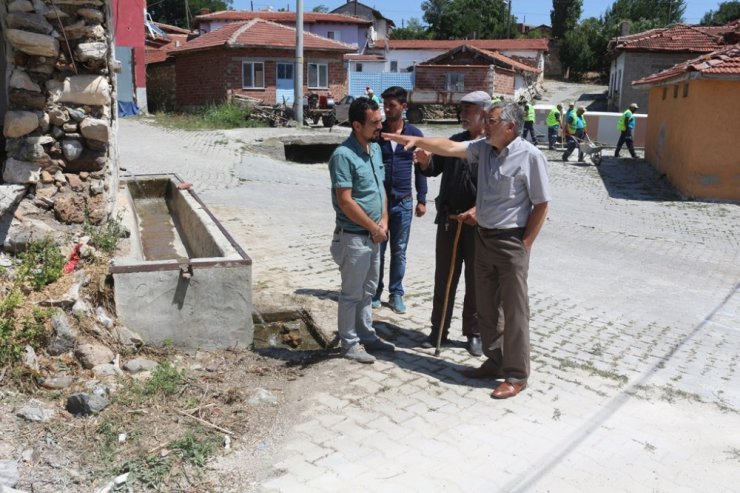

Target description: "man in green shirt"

left=329, top=98, right=396, bottom=364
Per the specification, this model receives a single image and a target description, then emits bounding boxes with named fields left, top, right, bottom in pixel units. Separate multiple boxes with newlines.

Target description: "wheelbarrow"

left=576, top=135, right=606, bottom=166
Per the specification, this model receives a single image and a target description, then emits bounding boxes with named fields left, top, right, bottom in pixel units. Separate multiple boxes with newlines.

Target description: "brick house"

left=632, top=42, right=740, bottom=201
left=607, top=23, right=731, bottom=112
left=415, top=44, right=541, bottom=100
left=145, top=22, right=190, bottom=112
left=168, top=19, right=355, bottom=107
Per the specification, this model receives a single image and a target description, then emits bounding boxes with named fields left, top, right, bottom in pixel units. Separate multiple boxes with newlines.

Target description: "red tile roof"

left=612, top=24, right=726, bottom=53
left=376, top=38, right=549, bottom=51
left=169, top=19, right=356, bottom=54
left=146, top=34, right=189, bottom=64
left=633, top=43, right=740, bottom=86
left=195, top=10, right=371, bottom=26
left=419, top=44, right=540, bottom=73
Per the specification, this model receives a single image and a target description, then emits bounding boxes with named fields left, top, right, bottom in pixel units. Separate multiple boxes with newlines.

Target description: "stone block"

left=2, top=158, right=40, bottom=184
left=5, top=29, right=59, bottom=57
left=56, top=75, right=111, bottom=106
left=3, top=111, right=38, bottom=138
left=80, top=117, right=109, bottom=142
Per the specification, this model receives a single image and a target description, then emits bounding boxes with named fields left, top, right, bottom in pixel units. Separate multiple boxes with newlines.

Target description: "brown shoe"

left=460, top=363, right=503, bottom=379
left=491, top=381, right=527, bottom=399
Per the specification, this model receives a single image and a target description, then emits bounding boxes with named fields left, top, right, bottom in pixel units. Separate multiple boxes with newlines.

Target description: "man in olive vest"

left=546, top=104, right=562, bottom=150
left=522, top=102, right=538, bottom=145
left=615, top=103, right=638, bottom=158
left=562, top=102, right=576, bottom=158
left=562, top=106, right=587, bottom=162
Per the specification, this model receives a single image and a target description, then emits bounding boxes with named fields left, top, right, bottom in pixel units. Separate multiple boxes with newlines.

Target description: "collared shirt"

left=466, top=137, right=551, bottom=229
left=378, top=122, right=428, bottom=204
left=329, top=133, right=385, bottom=231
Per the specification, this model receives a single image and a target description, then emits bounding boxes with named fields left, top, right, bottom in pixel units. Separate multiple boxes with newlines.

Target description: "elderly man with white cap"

left=414, top=90, right=490, bottom=356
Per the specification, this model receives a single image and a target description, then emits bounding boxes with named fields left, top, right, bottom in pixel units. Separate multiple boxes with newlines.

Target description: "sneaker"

left=363, top=337, right=395, bottom=352
left=342, top=344, right=376, bottom=364
left=371, top=299, right=381, bottom=309
left=389, top=294, right=406, bottom=314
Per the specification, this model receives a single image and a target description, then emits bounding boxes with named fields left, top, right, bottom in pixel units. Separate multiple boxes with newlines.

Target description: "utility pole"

left=295, top=0, right=304, bottom=126
left=506, top=0, right=512, bottom=39
left=185, top=0, right=191, bottom=30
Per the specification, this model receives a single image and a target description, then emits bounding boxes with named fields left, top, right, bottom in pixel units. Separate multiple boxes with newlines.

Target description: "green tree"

left=551, top=0, right=583, bottom=39
left=602, top=0, right=685, bottom=32
left=390, top=18, right=430, bottom=40
left=423, top=0, right=513, bottom=39
left=701, top=1, right=740, bottom=25
left=149, top=0, right=233, bottom=29
left=312, top=4, right=330, bottom=13
left=560, top=24, right=595, bottom=80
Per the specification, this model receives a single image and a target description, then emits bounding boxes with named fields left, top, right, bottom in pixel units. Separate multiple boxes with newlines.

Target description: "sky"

left=230, top=1, right=724, bottom=27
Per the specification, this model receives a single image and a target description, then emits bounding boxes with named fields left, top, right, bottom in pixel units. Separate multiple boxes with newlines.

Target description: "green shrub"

left=84, top=212, right=129, bottom=254
left=16, top=237, right=64, bottom=291
left=0, top=289, right=51, bottom=366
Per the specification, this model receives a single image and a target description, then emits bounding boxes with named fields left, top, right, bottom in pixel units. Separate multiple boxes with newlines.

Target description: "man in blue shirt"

left=329, top=98, right=396, bottom=364
left=372, top=86, right=428, bottom=314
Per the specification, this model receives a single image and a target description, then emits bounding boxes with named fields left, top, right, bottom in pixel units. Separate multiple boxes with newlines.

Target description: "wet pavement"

left=118, top=113, right=739, bottom=492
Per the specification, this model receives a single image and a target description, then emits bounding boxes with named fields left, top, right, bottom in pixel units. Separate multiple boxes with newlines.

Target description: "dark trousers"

left=430, top=219, right=478, bottom=338
left=474, top=227, right=530, bottom=382
left=563, top=129, right=584, bottom=161
left=547, top=126, right=559, bottom=149
left=615, top=130, right=637, bottom=157
left=523, top=121, right=537, bottom=145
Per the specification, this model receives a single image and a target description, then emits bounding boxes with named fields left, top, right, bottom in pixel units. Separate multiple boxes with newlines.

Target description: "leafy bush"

left=0, top=289, right=51, bottom=366
left=84, top=212, right=129, bottom=254
left=16, top=237, right=65, bottom=291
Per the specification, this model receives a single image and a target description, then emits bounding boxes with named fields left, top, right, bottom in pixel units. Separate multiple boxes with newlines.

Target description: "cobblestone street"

left=119, top=118, right=739, bottom=492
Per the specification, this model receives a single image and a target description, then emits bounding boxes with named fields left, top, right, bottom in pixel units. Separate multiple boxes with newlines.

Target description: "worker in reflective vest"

left=563, top=106, right=587, bottom=162
left=522, top=102, right=538, bottom=145
left=562, top=102, right=576, bottom=156
left=545, top=104, right=563, bottom=150
left=615, top=103, right=638, bottom=158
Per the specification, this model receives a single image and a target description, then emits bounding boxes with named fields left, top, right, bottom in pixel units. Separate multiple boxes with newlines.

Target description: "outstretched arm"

left=381, top=133, right=468, bottom=159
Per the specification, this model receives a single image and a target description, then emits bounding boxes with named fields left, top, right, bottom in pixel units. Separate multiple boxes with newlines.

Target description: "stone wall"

left=1, top=0, right=117, bottom=250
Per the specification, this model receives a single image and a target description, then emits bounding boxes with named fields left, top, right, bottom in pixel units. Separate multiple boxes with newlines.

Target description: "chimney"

left=620, top=21, right=630, bottom=36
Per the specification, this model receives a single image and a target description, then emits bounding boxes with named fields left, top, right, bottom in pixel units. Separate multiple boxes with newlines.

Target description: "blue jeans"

left=330, top=230, right=380, bottom=349
left=374, top=196, right=412, bottom=301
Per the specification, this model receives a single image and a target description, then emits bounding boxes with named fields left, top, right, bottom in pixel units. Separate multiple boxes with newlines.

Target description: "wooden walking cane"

left=435, top=214, right=463, bottom=356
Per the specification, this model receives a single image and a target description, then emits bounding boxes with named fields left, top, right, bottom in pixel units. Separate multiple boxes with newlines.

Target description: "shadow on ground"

left=595, top=157, right=682, bottom=201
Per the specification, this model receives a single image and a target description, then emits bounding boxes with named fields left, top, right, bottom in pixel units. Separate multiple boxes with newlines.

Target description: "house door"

left=276, top=63, right=294, bottom=105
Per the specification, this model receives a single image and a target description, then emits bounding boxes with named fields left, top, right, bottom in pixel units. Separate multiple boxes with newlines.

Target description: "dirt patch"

left=0, top=249, right=335, bottom=492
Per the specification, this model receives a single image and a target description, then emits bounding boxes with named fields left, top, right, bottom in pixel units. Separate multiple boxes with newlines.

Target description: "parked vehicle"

left=303, top=92, right=336, bottom=127
left=333, top=95, right=385, bottom=126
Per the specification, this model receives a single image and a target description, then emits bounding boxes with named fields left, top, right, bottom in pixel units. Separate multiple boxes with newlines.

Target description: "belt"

left=334, top=227, right=370, bottom=236
left=478, top=226, right=524, bottom=235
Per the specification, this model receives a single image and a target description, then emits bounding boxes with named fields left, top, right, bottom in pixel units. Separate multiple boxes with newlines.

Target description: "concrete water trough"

left=111, top=174, right=253, bottom=349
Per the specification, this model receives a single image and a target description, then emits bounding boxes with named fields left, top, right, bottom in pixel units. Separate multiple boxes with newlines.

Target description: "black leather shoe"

left=466, top=335, right=482, bottom=356
left=420, top=334, right=448, bottom=349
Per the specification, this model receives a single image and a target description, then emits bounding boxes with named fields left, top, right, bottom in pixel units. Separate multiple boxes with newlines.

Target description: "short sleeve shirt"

left=466, top=137, right=551, bottom=229
left=329, top=134, right=386, bottom=231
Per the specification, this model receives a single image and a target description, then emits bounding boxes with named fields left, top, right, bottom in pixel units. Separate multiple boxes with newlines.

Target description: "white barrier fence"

left=532, top=105, right=647, bottom=148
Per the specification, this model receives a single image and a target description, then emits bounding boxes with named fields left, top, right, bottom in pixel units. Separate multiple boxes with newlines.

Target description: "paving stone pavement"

left=118, top=118, right=740, bottom=492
